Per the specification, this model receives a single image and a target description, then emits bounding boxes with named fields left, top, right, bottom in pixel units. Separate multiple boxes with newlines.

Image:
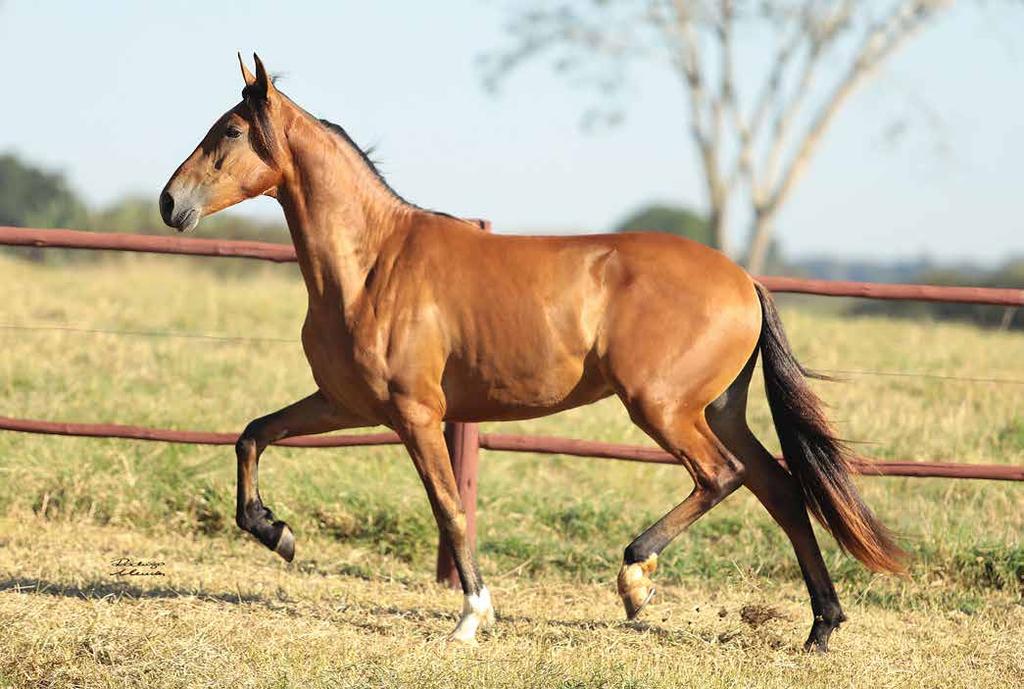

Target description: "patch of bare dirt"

left=739, top=604, right=786, bottom=628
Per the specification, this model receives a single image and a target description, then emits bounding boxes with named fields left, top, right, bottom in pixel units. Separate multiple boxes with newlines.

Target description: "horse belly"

left=440, top=259, right=614, bottom=421
left=441, top=349, right=612, bottom=422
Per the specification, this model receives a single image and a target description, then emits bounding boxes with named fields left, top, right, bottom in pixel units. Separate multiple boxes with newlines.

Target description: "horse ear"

left=238, top=52, right=257, bottom=87
left=252, top=53, right=277, bottom=98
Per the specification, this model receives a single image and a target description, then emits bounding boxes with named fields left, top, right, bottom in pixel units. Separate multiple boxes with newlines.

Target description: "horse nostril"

left=159, top=190, right=174, bottom=222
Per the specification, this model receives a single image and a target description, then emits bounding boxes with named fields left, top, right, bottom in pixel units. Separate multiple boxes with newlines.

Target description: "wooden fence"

left=2, top=225, right=1022, bottom=588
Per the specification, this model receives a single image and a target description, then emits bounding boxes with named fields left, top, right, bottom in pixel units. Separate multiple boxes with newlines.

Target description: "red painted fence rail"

left=0, top=226, right=298, bottom=262
left=3, top=225, right=1023, bottom=588
left=2, top=416, right=1021, bottom=482
left=757, top=275, right=1024, bottom=307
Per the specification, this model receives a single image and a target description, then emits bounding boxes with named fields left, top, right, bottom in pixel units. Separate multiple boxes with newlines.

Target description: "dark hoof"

left=273, top=523, right=295, bottom=562
left=803, top=613, right=845, bottom=653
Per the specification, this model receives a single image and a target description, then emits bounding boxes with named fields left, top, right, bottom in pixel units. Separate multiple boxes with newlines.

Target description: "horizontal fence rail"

left=2, top=416, right=1022, bottom=482
left=0, top=416, right=401, bottom=448
left=758, top=275, right=1024, bottom=307
left=4, top=225, right=1024, bottom=306
left=479, top=433, right=1024, bottom=481
left=0, top=226, right=297, bottom=262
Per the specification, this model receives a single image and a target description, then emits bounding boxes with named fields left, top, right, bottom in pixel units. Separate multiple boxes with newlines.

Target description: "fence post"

left=435, top=218, right=490, bottom=590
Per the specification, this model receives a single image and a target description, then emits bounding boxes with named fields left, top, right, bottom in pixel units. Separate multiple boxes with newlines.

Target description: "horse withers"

left=160, top=54, right=904, bottom=651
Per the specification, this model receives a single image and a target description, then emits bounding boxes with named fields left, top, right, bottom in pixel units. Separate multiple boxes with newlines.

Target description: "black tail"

left=755, top=283, right=906, bottom=574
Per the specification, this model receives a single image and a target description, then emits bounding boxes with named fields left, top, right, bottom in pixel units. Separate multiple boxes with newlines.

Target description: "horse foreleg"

left=392, top=399, right=493, bottom=644
left=235, top=391, right=365, bottom=561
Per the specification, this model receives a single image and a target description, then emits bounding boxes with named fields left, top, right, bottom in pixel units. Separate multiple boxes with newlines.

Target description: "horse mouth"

left=172, top=208, right=201, bottom=233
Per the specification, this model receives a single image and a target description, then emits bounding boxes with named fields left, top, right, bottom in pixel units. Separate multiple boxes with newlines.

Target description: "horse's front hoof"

left=445, top=630, right=480, bottom=647
left=617, top=555, right=658, bottom=620
left=448, top=586, right=494, bottom=644
left=273, top=523, right=295, bottom=562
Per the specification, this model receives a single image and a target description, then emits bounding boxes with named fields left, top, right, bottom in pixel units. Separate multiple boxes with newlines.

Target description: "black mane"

left=243, top=86, right=463, bottom=222
left=318, top=119, right=401, bottom=201
left=318, top=118, right=458, bottom=222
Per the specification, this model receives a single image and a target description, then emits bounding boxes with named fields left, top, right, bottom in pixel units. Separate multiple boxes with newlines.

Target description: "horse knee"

left=236, top=417, right=274, bottom=457
left=235, top=435, right=254, bottom=459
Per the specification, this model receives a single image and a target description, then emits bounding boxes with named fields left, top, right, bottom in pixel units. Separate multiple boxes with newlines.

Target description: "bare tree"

left=483, top=0, right=955, bottom=273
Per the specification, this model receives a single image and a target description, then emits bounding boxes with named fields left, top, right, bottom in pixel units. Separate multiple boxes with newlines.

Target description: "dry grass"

left=1, top=253, right=1023, bottom=687
left=1, top=518, right=1021, bottom=689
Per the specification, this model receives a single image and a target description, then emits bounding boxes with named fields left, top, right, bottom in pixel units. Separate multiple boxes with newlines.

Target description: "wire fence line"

left=0, top=322, right=296, bottom=344
left=815, top=368, right=1024, bottom=386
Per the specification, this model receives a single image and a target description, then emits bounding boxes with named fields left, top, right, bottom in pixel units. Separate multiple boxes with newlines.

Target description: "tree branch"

left=763, top=0, right=950, bottom=216
left=725, top=14, right=805, bottom=193
left=666, top=0, right=731, bottom=251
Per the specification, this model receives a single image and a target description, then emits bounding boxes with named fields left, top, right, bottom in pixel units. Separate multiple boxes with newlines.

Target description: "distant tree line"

left=0, top=153, right=89, bottom=230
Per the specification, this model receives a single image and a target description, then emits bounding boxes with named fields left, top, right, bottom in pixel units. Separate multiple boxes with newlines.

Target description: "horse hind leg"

left=616, top=401, right=746, bottom=620
left=706, top=366, right=846, bottom=652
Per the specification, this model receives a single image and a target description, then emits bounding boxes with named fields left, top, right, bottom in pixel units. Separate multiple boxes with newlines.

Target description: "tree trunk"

left=745, top=208, right=775, bottom=275
left=707, top=206, right=728, bottom=255
left=705, top=178, right=729, bottom=256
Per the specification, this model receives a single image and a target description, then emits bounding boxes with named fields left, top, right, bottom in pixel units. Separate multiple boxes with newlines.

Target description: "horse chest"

left=300, top=312, right=385, bottom=416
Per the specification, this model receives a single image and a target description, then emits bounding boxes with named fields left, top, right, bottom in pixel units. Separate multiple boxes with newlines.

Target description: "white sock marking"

left=449, top=586, right=494, bottom=643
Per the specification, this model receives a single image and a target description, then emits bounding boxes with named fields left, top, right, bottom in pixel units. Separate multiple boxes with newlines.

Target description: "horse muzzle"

left=159, top=189, right=202, bottom=233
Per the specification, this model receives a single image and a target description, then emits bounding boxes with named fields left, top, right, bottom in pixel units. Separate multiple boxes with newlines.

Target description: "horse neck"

left=276, top=110, right=409, bottom=310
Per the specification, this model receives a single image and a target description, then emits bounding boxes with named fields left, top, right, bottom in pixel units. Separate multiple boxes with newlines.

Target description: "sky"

left=1, top=1, right=1021, bottom=263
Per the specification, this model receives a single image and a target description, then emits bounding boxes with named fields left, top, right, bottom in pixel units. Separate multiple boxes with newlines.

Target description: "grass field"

left=1, top=253, right=1023, bottom=687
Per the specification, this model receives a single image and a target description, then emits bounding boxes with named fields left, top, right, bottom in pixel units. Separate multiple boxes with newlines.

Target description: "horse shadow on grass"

left=1, top=576, right=739, bottom=647
left=0, top=577, right=272, bottom=606
left=0, top=576, right=459, bottom=626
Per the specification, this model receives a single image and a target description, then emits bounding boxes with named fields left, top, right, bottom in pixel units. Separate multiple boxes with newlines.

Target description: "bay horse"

left=160, top=54, right=904, bottom=652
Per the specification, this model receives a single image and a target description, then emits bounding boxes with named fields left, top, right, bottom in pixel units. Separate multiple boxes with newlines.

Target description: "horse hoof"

left=446, top=633, right=479, bottom=648
left=448, top=586, right=494, bottom=644
left=481, top=605, right=496, bottom=629
left=617, top=555, right=658, bottom=621
left=273, top=523, right=295, bottom=562
left=623, top=584, right=656, bottom=620
left=803, top=612, right=844, bottom=653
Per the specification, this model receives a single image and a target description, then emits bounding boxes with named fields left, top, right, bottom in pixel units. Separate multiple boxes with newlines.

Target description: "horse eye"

left=225, top=126, right=243, bottom=139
